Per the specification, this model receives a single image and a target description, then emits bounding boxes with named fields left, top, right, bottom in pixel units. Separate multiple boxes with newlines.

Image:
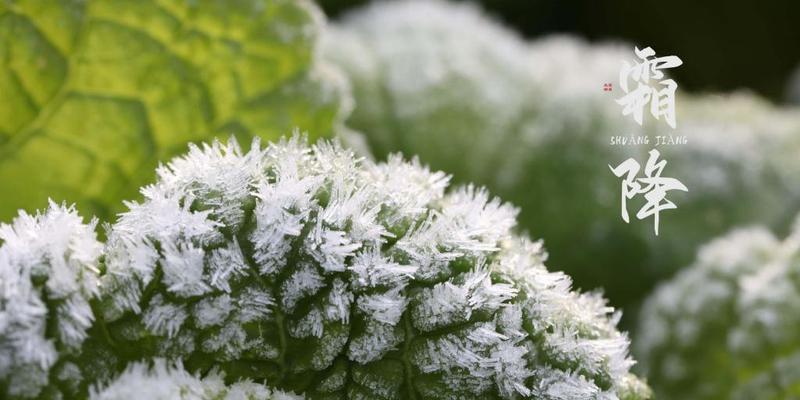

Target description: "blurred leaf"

left=0, top=0, right=346, bottom=221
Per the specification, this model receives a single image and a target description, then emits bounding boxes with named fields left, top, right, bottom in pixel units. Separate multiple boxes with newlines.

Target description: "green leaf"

left=0, top=0, right=346, bottom=222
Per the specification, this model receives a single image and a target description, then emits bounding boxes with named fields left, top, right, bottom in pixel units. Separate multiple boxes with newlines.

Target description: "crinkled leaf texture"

left=0, top=0, right=349, bottom=222
left=82, top=135, right=647, bottom=400
left=637, top=221, right=800, bottom=399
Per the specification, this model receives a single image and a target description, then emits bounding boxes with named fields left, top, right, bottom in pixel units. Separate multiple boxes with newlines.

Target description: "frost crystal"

left=637, top=223, right=800, bottom=399
left=89, top=359, right=300, bottom=400
left=0, top=202, right=102, bottom=398
left=89, top=135, right=649, bottom=399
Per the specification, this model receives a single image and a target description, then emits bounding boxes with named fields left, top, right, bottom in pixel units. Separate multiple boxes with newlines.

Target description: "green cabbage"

left=0, top=135, right=650, bottom=399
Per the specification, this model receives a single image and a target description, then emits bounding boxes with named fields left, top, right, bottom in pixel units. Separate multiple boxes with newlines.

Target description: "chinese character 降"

left=609, top=149, right=688, bottom=235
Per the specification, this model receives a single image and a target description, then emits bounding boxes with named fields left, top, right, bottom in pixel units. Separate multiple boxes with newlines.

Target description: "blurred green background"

left=319, top=0, right=800, bottom=321
left=319, top=0, right=800, bottom=102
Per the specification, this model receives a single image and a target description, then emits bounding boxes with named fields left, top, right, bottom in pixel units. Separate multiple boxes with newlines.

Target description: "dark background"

left=317, top=0, right=800, bottom=103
